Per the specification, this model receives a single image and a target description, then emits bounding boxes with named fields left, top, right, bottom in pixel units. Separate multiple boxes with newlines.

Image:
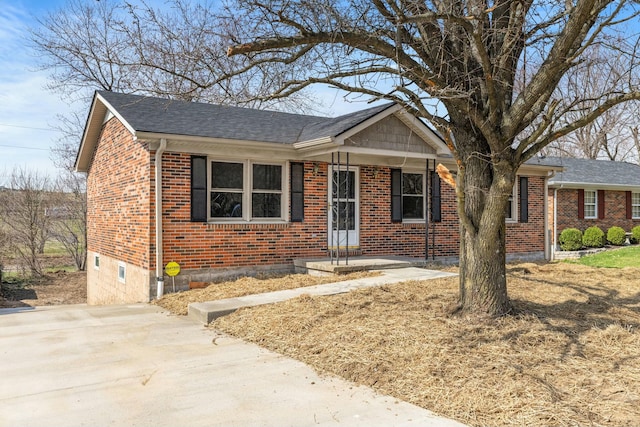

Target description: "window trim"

left=632, top=192, right=640, bottom=219
left=117, top=261, right=126, bottom=284
left=207, top=158, right=288, bottom=223
left=400, top=170, right=426, bottom=223
left=584, top=189, right=597, bottom=219
left=506, top=180, right=518, bottom=223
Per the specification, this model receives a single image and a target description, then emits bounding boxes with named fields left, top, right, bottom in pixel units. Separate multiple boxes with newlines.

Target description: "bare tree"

left=0, top=169, right=52, bottom=278
left=223, top=0, right=640, bottom=315
left=543, top=48, right=640, bottom=163
left=29, top=0, right=319, bottom=112
left=0, top=225, right=10, bottom=290
left=49, top=172, right=87, bottom=271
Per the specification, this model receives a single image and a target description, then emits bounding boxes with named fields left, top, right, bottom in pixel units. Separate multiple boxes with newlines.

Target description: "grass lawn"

left=204, top=262, right=640, bottom=427
left=571, top=245, right=640, bottom=268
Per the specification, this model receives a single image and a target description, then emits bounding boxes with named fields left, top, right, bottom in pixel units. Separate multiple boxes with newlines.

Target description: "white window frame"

left=584, top=190, right=597, bottom=219
left=401, top=170, right=426, bottom=223
left=93, top=254, right=100, bottom=270
left=632, top=192, right=640, bottom=219
left=117, top=262, right=126, bottom=284
left=208, top=159, right=288, bottom=222
left=506, top=179, right=518, bottom=223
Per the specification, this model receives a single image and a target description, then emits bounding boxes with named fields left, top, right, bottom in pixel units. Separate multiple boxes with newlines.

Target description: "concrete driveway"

left=0, top=304, right=465, bottom=427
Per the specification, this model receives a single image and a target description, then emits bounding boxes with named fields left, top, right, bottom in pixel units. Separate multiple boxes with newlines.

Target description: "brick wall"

left=552, top=188, right=640, bottom=238
left=157, top=157, right=547, bottom=272
left=87, top=117, right=152, bottom=269
left=159, top=156, right=327, bottom=271
left=506, top=175, right=546, bottom=254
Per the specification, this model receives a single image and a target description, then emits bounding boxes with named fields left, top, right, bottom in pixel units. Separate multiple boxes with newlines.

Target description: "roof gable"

left=76, top=91, right=449, bottom=172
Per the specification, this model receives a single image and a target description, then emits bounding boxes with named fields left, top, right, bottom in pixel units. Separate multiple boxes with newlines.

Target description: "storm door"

left=328, top=166, right=359, bottom=249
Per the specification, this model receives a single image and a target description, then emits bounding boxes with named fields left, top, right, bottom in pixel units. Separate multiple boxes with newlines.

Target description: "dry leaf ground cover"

left=213, top=262, right=640, bottom=427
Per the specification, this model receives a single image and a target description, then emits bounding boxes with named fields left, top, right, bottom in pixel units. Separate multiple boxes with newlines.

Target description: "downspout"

left=553, top=185, right=562, bottom=262
left=155, top=138, right=167, bottom=299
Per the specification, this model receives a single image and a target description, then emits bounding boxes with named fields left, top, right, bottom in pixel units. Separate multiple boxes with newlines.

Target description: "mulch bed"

left=213, top=262, right=640, bottom=427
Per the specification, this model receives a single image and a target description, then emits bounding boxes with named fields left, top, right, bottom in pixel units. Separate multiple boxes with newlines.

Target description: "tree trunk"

left=455, top=134, right=516, bottom=316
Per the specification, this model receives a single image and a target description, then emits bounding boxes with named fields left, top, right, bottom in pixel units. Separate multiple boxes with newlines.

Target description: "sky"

left=0, top=0, right=368, bottom=187
left=0, top=0, right=70, bottom=184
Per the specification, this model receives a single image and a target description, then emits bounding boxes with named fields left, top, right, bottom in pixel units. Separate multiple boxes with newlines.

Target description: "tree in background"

left=49, top=173, right=87, bottom=272
left=31, top=0, right=324, bottom=273
left=30, top=0, right=318, bottom=112
left=223, top=0, right=640, bottom=315
left=0, top=169, right=51, bottom=278
left=542, top=48, right=640, bottom=163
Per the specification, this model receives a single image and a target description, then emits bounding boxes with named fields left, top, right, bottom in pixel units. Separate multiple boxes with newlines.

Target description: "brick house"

left=539, top=157, right=640, bottom=256
left=76, top=91, right=559, bottom=304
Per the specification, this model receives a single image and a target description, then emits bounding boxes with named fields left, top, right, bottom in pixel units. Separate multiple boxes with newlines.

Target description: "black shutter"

left=519, top=176, right=528, bottom=223
left=431, top=171, right=441, bottom=222
left=290, top=163, right=304, bottom=222
left=391, top=169, right=402, bottom=222
left=191, top=156, right=207, bottom=222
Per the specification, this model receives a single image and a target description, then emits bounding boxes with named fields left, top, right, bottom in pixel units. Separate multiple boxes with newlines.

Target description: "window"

left=633, top=192, right=640, bottom=219
left=93, top=254, right=100, bottom=270
left=391, top=170, right=425, bottom=221
left=117, top=262, right=126, bottom=284
left=584, top=190, right=597, bottom=219
left=506, top=182, right=517, bottom=222
left=209, top=160, right=284, bottom=220
left=402, top=173, right=424, bottom=220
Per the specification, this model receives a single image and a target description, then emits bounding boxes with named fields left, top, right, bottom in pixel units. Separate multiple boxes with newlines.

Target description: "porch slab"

left=189, top=267, right=458, bottom=324
left=293, top=255, right=436, bottom=274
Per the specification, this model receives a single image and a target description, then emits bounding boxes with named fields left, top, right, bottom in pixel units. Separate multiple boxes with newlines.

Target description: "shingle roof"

left=98, top=91, right=395, bottom=144
left=533, top=156, right=640, bottom=187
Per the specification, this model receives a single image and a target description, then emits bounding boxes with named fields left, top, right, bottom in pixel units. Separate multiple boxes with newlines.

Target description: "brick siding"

left=550, top=188, right=640, bottom=239
left=155, top=157, right=546, bottom=271
left=86, top=118, right=152, bottom=269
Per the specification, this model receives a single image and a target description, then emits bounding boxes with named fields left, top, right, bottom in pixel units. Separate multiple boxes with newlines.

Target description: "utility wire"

left=0, top=143, right=50, bottom=151
left=0, top=122, right=59, bottom=132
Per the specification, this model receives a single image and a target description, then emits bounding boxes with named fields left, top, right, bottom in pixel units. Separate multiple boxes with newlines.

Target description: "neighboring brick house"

left=539, top=157, right=640, bottom=256
left=76, top=91, right=559, bottom=304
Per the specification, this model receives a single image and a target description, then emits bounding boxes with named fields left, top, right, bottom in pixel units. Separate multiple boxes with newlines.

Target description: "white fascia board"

left=292, top=136, right=334, bottom=150
left=95, top=92, right=137, bottom=136
left=76, top=93, right=137, bottom=172
left=333, top=104, right=403, bottom=145
left=549, top=181, right=640, bottom=191
left=394, top=110, right=451, bottom=155
left=142, top=133, right=296, bottom=158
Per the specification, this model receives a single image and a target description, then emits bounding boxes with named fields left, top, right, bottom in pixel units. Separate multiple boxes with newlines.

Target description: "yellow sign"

left=165, top=261, right=180, bottom=277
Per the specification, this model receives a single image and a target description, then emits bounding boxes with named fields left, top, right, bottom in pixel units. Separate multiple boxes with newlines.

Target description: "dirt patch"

left=155, top=271, right=379, bottom=315
left=1, top=270, right=87, bottom=308
left=213, top=262, right=640, bottom=427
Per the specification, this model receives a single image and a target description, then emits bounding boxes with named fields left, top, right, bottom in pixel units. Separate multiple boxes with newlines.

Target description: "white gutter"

left=552, top=185, right=562, bottom=261
left=155, top=138, right=167, bottom=299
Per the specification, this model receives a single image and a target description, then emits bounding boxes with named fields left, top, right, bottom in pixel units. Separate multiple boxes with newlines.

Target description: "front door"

left=328, top=166, right=359, bottom=249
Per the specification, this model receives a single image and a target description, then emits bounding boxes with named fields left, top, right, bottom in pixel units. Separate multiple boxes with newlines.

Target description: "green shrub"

left=632, top=225, right=640, bottom=244
left=583, top=226, right=605, bottom=248
left=559, top=228, right=582, bottom=251
left=607, top=226, right=627, bottom=246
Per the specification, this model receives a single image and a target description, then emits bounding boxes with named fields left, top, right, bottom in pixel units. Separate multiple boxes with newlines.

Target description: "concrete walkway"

left=0, top=303, right=466, bottom=427
left=190, top=267, right=458, bottom=323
